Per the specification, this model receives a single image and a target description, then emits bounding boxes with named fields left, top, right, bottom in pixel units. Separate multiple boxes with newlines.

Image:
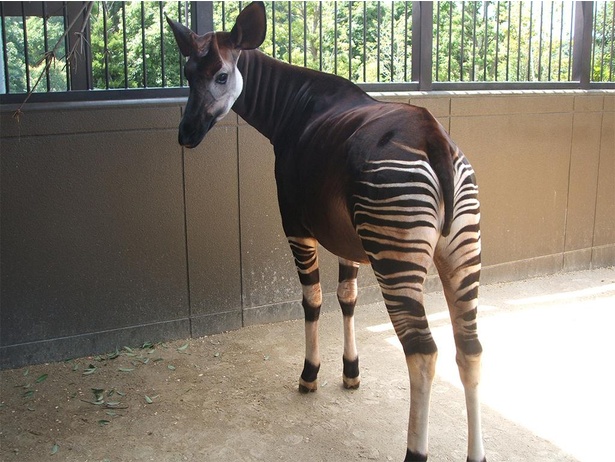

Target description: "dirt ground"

left=1, top=267, right=613, bottom=462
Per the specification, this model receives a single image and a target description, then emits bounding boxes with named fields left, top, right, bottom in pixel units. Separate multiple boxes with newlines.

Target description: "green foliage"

left=1, top=1, right=613, bottom=95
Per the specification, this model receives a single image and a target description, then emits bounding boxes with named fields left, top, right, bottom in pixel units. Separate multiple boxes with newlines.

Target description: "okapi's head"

left=167, top=2, right=266, bottom=148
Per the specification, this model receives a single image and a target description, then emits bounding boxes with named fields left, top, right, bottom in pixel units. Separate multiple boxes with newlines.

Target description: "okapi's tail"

left=426, top=130, right=455, bottom=238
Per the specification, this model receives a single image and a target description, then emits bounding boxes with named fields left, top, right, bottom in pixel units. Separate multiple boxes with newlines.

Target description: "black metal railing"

left=0, top=1, right=613, bottom=105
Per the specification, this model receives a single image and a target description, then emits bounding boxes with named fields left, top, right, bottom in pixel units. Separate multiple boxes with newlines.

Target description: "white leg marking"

left=406, top=352, right=437, bottom=457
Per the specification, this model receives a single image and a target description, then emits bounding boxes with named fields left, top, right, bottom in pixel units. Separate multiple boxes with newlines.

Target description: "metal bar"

left=348, top=1, right=352, bottom=81
left=547, top=2, right=554, bottom=81
left=390, top=1, right=394, bottom=81
left=334, top=1, right=338, bottom=74
left=495, top=1, right=500, bottom=81
left=21, top=2, right=31, bottom=92
left=377, top=2, right=381, bottom=81
left=141, top=2, right=147, bottom=87
left=471, top=1, right=477, bottom=81
left=122, top=3, right=128, bottom=88
left=448, top=2, right=453, bottom=81
left=527, top=1, right=533, bottom=81
left=42, top=2, right=51, bottom=91
left=558, top=2, right=564, bottom=81
left=483, top=2, right=488, bottom=81
left=288, top=1, right=292, bottom=65
left=304, top=1, right=307, bottom=68
left=362, top=1, right=366, bottom=81
left=160, top=2, right=166, bottom=88
left=271, top=2, right=276, bottom=59
left=460, top=1, right=465, bottom=81
left=103, top=3, right=109, bottom=89
left=538, top=2, right=544, bottom=80
left=516, top=1, right=522, bottom=81
left=319, top=2, right=323, bottom=71
left=506, top=1, right=511, bottom=81
left=192, top=0, right=213, bottom=35
left=599, top=2, right=607, bottom=81
left=404, top=2, right=408, bottom=82
left=572, top=1, right=593, bottom=88
left=0, top=2, right=9, bottom=93
left=611, top=2, right=615, bottom=81
left=412, top=0, right=432, bottom=90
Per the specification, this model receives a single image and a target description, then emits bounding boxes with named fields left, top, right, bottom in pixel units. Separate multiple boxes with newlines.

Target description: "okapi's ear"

left=166, top=16, right=197, bottom=57
left=230, top=1, right=267, bottom=50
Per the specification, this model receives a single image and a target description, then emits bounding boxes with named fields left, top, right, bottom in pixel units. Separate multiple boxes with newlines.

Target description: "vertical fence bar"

left=0, top=3, right=9, bottom=93
left=319, top=2, right=323, bottom=71
left=42, top=2, right=50, bottom=91
left=271, top=2, right=276, bottom=60
left=483, top=2, right=488, bottom=81
left=495, top=1, right=500, bottom=81
left=412, top=0, right=432, bottom=89
left=122, top=3, right=128, bottom=88
left=362, top=1, right=366, bottom=81
left=287, top=1, right=292, bottom=65
left=573, top=1, right=593, bottom=88
left=102, top=3, right=109, bottom=89
left=140, top=3, right=147, bottom=87
left=448, top=2, right=453, bottom=81
left=377, top=2, right=381, bottom=81
left=547, top=3, right=561, bottom=82
left=471, top=1, right=477, bottom=81
left=303, top=1, right=307, bottom=68
left=159, top=2, right=166, bottom=88
left=348, top=1, right=352, bottom=80
left=537, top=2, right=544, bottom=80
left=460, top=1, right=465, bottom=81
left=21, top=3, right=31, bottom=92
left=611, top=2, right=615, bottom=81
left=390, top=1, right=394, bottom=81
left=334, top=1, right=338, bottom=75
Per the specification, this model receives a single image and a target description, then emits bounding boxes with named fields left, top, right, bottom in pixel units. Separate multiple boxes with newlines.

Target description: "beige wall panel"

left=593, top=111, right=615, bottom=248
left=451, top=94, right=574, bottom=117
left=451, top=111, right=572, bottom=267
left=565, top=111, right=602, bottom=251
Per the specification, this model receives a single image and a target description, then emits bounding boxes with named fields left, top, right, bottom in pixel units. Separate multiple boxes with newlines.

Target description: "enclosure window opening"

left=0, top=1, right=613, bottom=104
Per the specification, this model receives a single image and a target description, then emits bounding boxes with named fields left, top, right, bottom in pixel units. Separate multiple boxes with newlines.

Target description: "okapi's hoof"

left=342, top=374, right=361, bottom=390
left=298, top=378, right=318, bottom=393
left=342, top=357, right=360, bottom=389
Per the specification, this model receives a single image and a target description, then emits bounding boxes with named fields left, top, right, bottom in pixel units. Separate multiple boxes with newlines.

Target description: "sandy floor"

left=1, top=267, right=613, bottom=462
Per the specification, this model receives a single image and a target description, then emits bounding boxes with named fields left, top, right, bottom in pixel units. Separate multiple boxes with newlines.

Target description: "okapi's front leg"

left=337, top=258, right=361, bottom=389
left=288, top=237, right=322, bottom=393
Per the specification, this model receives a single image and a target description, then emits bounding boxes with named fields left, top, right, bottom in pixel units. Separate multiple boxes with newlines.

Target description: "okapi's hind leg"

left=337, top=258, right=361, bottom=389
left=362, top=230, right=440, bottom=461
left=434, top=154, right=486, bottom=462
left=288, top=237, right=322, bottom=393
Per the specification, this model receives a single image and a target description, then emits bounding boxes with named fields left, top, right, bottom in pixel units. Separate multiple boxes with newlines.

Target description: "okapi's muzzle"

left=178, top=114, right=216, bottom=149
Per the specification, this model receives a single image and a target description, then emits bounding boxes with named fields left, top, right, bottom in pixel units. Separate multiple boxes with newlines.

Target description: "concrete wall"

left=1, top=90, right=613, bottom=368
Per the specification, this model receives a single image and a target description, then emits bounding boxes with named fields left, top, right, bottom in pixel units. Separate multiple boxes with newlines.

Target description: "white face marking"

left=213, top=66, right=243, bottom=123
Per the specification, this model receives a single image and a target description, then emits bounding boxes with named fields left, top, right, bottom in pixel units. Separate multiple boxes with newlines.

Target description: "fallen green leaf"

left=118, top=368, right=134, bottom=373
left=23, top=390, right=35, bottom=398
left=177, top=343, right=189, bottom=352
left=98, top=419, right=110, bottom=426
left=144, top=395, right=153, bottom=404
left=82, top=365, right=97, bottom=375
left=51, top=443, right=59, bottom=455
left=167, top=365, right=176, bottom=371
left=35, top=374, right=48, bottom=384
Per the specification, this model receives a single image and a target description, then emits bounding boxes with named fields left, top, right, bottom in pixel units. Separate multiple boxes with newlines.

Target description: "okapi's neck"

left=232, top=49, right=373, bottom=148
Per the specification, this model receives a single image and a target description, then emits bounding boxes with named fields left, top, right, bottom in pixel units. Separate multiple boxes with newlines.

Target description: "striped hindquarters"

left=352, top=156, right=442, bottom=355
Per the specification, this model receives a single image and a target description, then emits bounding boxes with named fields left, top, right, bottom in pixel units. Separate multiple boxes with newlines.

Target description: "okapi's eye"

left=215, top=73, right=228, bottom=85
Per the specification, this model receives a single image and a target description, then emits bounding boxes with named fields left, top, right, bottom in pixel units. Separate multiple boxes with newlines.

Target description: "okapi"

left=167, top=2, right=486, bottom=461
